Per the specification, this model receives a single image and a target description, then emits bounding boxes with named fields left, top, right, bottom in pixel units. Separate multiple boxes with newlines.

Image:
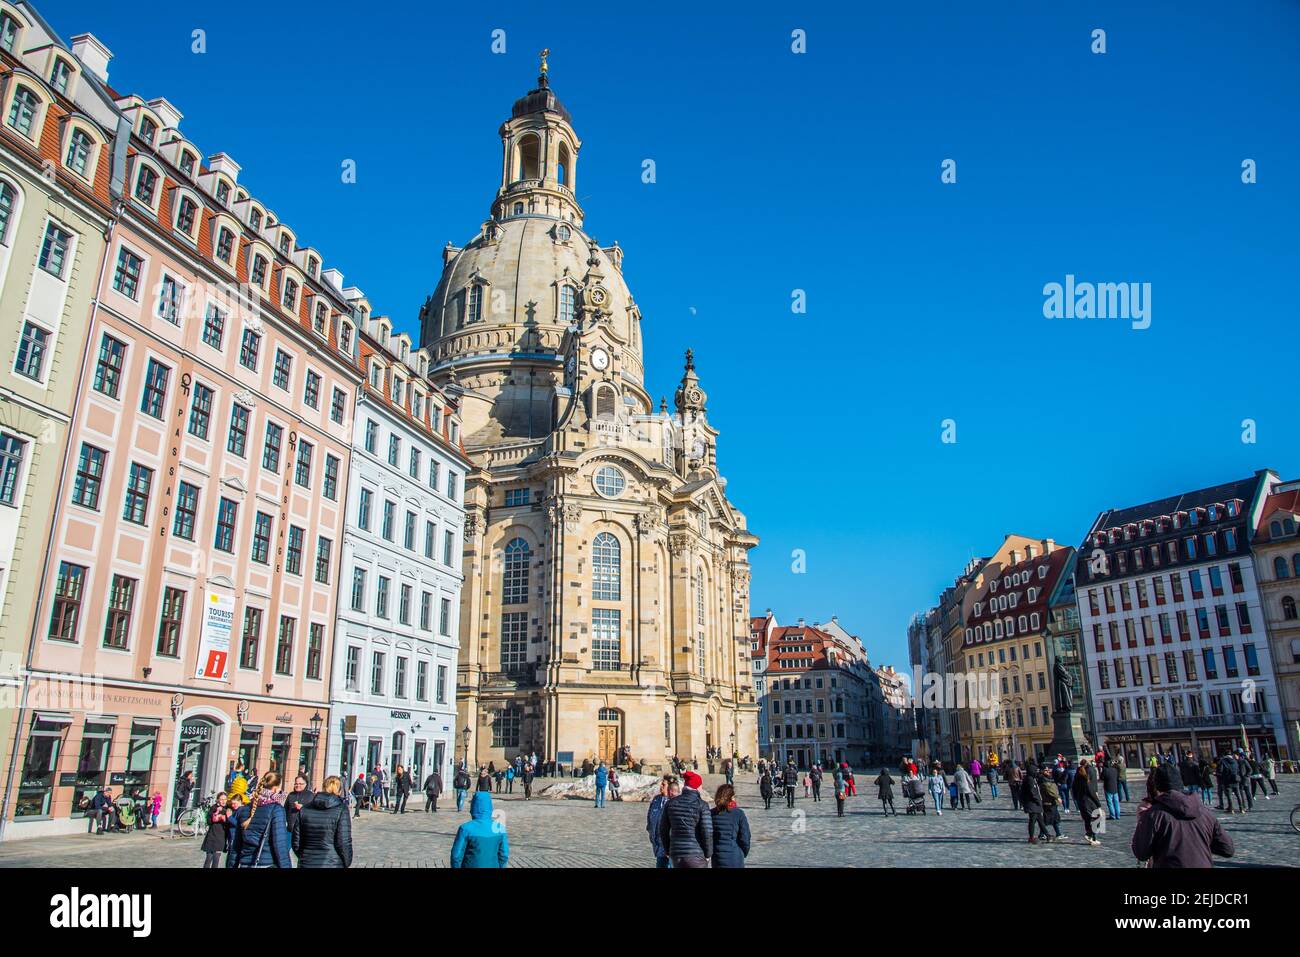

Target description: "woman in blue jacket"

left=709, top=784, right=751, bottom=868
left=450, top=791, right=509, bottom=868
left=237, top=772, right=292, bottom=868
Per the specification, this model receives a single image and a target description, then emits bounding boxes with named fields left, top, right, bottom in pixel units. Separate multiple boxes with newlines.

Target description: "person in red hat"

left=656, top=770, right=712, bottom=867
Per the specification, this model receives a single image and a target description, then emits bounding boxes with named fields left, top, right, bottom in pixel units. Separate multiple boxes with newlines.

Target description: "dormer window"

left=306, top=255, right=318, bottom=278
left=338, top=322, right=352, bottom=354
left=559, top=284, right=576, bottom=323
left=368, top=360, right=382, bottom=389
left=249, top=208, right=262, bottom=230
left=278, top=234, right=291, bottom=256
left=215, top=226, right=235, bottom=264
left=282, top=277, right=299, bottom=311
left=0, top=12, right=20, bottom=52
left=133, top=165, right=159, bottom=207
left=65, top=129, right=93, bottom=177
left=179, top=150, right=195, bottom=177
left=1207, top=505, right=1219, bottom=521
left=1227, top=500, right=1240, bottom=518
left=466, top=285, right=482, bottom=324
left=175, top=196, right=198, bottom=235
left=49, top=58, right=73, bottom=95
left=250, top=253, right=268, bottom=288
left=1189, top=510, right=1200, bottom=526
left=390, top=375, right=403, bottom=404
left=313, top=302, right=327, bottom=337
left=138, top=115, right=157, bottom=145
left=215, top=180, right=230, bottom=205
left=6, top=86, right=40, bottom=139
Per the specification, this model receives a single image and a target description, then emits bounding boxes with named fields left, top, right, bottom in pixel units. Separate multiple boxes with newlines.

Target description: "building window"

left=416, top=660, right=429, bottom=701
left=594, top=466, right=625, bottom=498
left=306, top=624, right=323, bottom=680
left=239, top=329, right=260, bottom=370
left=6, top=85, right=39, bottom=138
left=0, top=13, right=21, bottom=53
left=262, top=423, right=283, bottom=472
left=138, top=115, right=157, bottom=144
left=357, top=488, right=372, bottom=531
left=272, top=349, right=292, bottom=390
left=252, top=512, right=272, bottom=564
left=466, top=284, right=482, bottom=324
left=122, top=463, right=153, bottom=525
left=294, top=440, right=313, bottom=488
left=227, top=404, right=250, bottom=457
left=71, top=444, right=106, bottom=510
left=364, top=420, right=378, bottom=454
left=282, top=277, right=299, bottom=311
left=420, top=591, right=432, bottom=631
left=350, top=568, right=366, bottom=612
left=370, top=652, right=385, bottom=695
left=214, top=498, right=238, bottom=552
left=140, top=359, right=169, bottom=419
left=250, top=254, right=269, bottom=288
left=0, top=181, right=16, bottom=244
left=14, top=322, right=49, bottom=380
left=275, top=616, right=296, bottom=675
left=592, top=608, right=621, bottom=671
left=376, top=576, right=390, bottom=618
left=381, top=501, right=395, bottom=541
left=439, top=597, right=451, bottom=636
left=304, top=370, right=321, bottom=409
left=592, top=531, right=620, bottom=600
left=65, top=128, right=93, bottom=176
left=240, top=608, right=262, bottom=669
left=172, top=482, right=199, bottom=539
left=344, top=646, right=360, bottom=691
left=112, top=246, right=143, bottom=300
left=102, top=575, right=137, bottom=650
left=285, top=525, right=304, bottom=575
left=331, top=388, right=346, bottom=424
left=500, top=612, right=528, bottom=673
left=502, top=538, right=530, bottom=604
left=38, top=222, right=72, bottom=278
left=387, top=434, right=400, bottom=467
left=0, top=432, right=26, bottom=505
left=315, top=537, right=332, bottom=584
left=201, top=305, right=225, bottom=350
left=394, top=656, right=408, bottom=698
left=559, top=284, right=576, bottom=322
left=323, top=454, right=339, bottom=501
left=133, top=165, right=158, bottom=207
left=156, top=587, right=185, bottom=658
left=48, top=562, right=87, bottom=642
left=188, top=383, right=214, bottom=439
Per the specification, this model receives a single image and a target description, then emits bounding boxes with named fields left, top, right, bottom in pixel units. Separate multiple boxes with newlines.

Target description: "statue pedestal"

left=1044, top=708, right=1089, bottom=763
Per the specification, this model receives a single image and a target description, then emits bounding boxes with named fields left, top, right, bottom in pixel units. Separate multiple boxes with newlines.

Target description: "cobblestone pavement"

left=1, top=776, right=1294, bottom=868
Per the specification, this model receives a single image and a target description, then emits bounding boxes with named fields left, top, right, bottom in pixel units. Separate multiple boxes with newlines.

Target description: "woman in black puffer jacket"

left=709, top=784, right=751, bottom=868
left=293, top=775, right=353, bottom=868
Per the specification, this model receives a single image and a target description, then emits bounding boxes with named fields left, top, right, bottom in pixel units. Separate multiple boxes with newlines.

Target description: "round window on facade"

left=594, top=466, right=625, bottom=498
left=557, top=224, right=571, bottom=242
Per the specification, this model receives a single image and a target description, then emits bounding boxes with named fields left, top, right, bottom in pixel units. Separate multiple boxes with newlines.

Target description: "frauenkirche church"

left=419, top=56, right=759, bottom=771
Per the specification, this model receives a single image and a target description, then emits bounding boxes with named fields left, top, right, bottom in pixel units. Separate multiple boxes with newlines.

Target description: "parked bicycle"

left=1290, top=804, right=1299, bottom=834
left=174, top=793, right=216, bottom=838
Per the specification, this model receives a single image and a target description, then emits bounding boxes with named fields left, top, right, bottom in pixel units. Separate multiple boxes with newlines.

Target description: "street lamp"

left=729, top=733, right=736, bottom=758
left=308, top=711, right=323, bottom=786
left=461, top=725, right=472, bottom=770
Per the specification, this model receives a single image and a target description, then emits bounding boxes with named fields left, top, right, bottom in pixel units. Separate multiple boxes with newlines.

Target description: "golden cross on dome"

left=539, top=48, right=550, bottom=75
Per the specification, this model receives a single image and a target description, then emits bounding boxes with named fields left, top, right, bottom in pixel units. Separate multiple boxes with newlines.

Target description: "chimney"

left=1009, top=550, right=1021, bottom=564
left=70, top=34, right=113, bottom=84
left=147, top=97, right=183, bottom=132
left=207, top=153, right=241, bottom=184
left=765, top=608, right=772, bottom=619
left=1044, top=538, right=1056, bottom=553
left=321, top=268, right=345, bottom=293
left=796, top=617, right=805, bottom=628
left=1026, top=545, right=1036, bottom=560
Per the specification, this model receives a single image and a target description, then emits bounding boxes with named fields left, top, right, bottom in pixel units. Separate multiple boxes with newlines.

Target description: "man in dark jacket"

left=1215, top=753, right=1238, bottom=813
left=1072, top=758, right=1104, bottom=844
left=647, top=775, right=679, bottom=867
left=423, top=770, right=443, bottom=811
left=1132, top=765, right=1233, bottom=868
left=1021, top=761, right=1048, bottom=844
left=173, top=771, right=194, bottom=824
left=521, top=763, right=534, bottom=800
left=350, top=772, right=368, bottom=818
left=1179, top=752, right=1199, bottom=795
left=782, top=761, right=799, bottom=808
left=285, top=775, right=315, bottom=854
left=87, top=787, right=112, bottom=834
left=294, top=779, right=353, bottom=868
left=809, top=764, right=823, bottom=802
left=392, top=767, right=412, bottom=813
left=1101, top=759, right=1122, bottom=819
left=657, top=770, right=712, bottom=867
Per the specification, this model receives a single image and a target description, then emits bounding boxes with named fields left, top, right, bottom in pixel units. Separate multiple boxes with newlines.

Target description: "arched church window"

left=502, top=538, right=530, bottom=604
left=595, top=385, right=616, bottom=419
left=557, top=142, right=571, bottom=187
left=513, top=202, right=524, bottom=216
left=696, top=568, right=706, bottom=626
left=559, top=284, right=576, bottom=323
left=1282, top=596, right=1297, bottom=621
left=592, top=532, right=620, bottom=601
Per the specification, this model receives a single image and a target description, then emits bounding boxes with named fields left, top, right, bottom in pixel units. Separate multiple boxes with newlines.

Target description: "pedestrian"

left=505, top=764, right=515, bottom=794
left=450, top=792, right=509, bottom=868
left=1248, top=756, right=1269, bottom=801
left=285, top=774, right=314, bottom=854
left=521, top=762, right=534, bottom=801
left=759, top=769, right=774, bottom=811
left=476, top=766, right=492, bottom=793
left=378, top=765, right=391, bottom=809
left=647, top=775, right=679, bottom=868
left=1132, top=765, right=1234, bottom=868
left=1039, top=768, right=1064, bottom=842
left=1235, top=752, right=1254, bottom=811
left=594, top=761, right=609, bottom=808
left=970, top=757, right=983, bottom=797
left=1053, top=761, right=1070, bottom=813
left=954, top=764, right=974, bottom=811
left=782, top=760, right=798, bottom=809
left=236, top=772, right=292, bottom=869
left=1008, top=761, right=1023, bottom=812
left=423, top=768, right=443, bottom=812
left=174, top=770, right=195, bottom=824
left=657, top=770, right=712, bottom=868
left=609, top=765, right=621, bottom=801
left=1114, top=750, right=1130, bottom=803
left=199, top=792, right=229, bottom=867
left=927, top=765, right=946, bottom=816
left=833, top=764, right=847, bottom=817
left=1197, top=758, right=1213, bottom=804
left=724, top=757, right=735, bottom=787
left=842, top=761, right=857, bottom=797
left=369, top=768, right=383, bottom=809
left=350, top=772, right=367, bottom=818
left=85, top=786, right=111, bottom=834
left=392, top=764, right=412, bottom=813
left=1073, top=758, right=1103, bottom=846
left=146, top=790, right=162, bottom=829
left=709, top=784, right=751, bottom=868
left=294, top=775, right=353, bottom=868
left=1021, top=760, right=1049, bottom=844
left=986, top=752, right=999, bottom=799
left=1264, top=754, right=1279, bottom=796
left=224, top=793, right=245, bottom=866
left=453, top=765, right=471, bottom=810
left=1101, top=758, right=1122, bottom=819
left=810, top=764, right=822, bottom=802
left=874, top=768, right=897, bottom=816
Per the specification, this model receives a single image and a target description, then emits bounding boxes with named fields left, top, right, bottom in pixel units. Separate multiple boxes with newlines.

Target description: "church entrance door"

left=597, top=708, right=620, bottom=765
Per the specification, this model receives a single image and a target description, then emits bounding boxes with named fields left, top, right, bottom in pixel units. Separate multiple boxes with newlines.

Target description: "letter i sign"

left=201, top=651, right=227, bottom=679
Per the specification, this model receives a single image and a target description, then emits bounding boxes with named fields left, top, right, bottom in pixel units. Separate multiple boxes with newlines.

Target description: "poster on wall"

left=194, top=591, right=235, bottom=681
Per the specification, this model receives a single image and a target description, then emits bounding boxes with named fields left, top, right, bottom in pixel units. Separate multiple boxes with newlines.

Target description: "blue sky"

left=44, top=1, right=1300, bottom=667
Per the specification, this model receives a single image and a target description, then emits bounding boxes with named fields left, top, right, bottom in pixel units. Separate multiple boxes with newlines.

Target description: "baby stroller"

left=902, top=774, right=927, bottom=815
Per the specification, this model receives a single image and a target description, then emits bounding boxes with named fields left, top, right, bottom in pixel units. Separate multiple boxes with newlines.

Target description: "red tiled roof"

left=1256, top=487, right=1300, bottom=543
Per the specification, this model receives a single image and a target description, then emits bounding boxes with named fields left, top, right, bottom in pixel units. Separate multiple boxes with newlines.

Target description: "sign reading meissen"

left=195, top=592, right=235, bottom=681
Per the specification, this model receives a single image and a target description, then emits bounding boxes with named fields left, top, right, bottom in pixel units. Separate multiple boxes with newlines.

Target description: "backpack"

left=1040, top=779, right=1060, bottom=806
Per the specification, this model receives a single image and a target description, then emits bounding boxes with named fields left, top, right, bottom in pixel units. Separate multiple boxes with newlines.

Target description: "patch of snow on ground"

left=537, top=772, right=663, bottom=802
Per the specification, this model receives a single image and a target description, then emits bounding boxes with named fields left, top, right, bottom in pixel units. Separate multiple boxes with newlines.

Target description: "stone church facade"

left=418, top=59, right=759, bottom=772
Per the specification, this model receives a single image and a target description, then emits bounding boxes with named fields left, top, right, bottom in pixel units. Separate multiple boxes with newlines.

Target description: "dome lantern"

left=496, top=51, right=583, bottom=226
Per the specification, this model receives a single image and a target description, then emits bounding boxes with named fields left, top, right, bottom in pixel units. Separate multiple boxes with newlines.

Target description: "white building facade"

left=326, top=313, right=470, bottom=792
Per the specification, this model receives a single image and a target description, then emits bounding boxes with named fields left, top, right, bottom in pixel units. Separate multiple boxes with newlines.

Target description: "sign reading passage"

left=195, top=592, right=235, bottom=681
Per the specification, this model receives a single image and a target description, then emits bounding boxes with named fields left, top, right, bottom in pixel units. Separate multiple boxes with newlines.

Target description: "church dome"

left=511, top=77, right=572, bottom=125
